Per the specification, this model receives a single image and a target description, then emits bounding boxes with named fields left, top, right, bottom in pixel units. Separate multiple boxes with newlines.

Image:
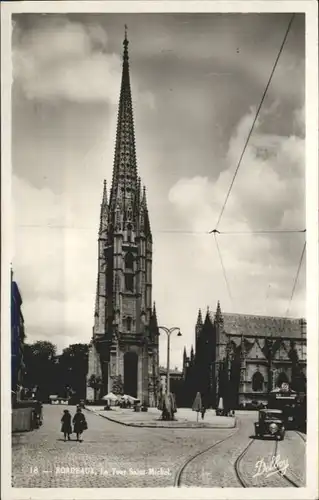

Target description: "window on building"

left=127, top=223, right=132, bottom=242
left=126, top=317, right=132, bottom=331
left=125, top=252, right=134, bottom=269
left=125, top=274, right=134, bottom=292
left=252, top=371, right=264, bottom=391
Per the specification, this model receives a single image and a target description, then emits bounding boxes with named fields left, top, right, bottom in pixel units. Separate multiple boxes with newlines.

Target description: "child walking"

left=61, top=410, right=72, bottom=441
left=72, top=408, right=87, bottom=442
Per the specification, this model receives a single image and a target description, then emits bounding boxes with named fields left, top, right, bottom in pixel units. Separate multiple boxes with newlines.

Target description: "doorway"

left=124, top=352, right=138, bottom=398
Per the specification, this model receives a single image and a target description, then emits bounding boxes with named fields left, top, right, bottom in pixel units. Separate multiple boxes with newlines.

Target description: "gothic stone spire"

left=110, top=27, right=138, bottom=216
left=89, top=28, right=157, bottom=407
left=149, top=302, right=159, bottom=338
left=190, top=345, right=195, bottom=362
left=94, top=181, right=108, bottom=336
left=204, top=307, right=213, bottom=326
left=215, top=300, right=224, bottom=326
left=196, top=308, right=203, bottom=326
left=140, top=185, right=152, bottom=239
left=99, top=179, right=108, bottom=237
left=183, top=346, right=187, bottom=362
left=195, top=308, right=204, bottom=344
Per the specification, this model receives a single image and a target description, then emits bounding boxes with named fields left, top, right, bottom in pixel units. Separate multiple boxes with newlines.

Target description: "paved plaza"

left=12, top=404, right=306, bottom=488
left=87, top=405, right=236, bottom=428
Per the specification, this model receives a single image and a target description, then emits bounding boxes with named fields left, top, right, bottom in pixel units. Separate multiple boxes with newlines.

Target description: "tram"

left=268, top=383, right=306, bottom=430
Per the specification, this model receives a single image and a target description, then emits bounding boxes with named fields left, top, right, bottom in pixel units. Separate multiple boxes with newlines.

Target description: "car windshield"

left=262, top=411, right=282, bottom=420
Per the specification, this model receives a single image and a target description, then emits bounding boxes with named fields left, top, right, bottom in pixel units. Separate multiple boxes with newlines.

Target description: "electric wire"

left=16, top=224, right=306, bottom=235
left=213, top=232, right=234, bottom=309
left=284, top=240, right=306, bottom=318
left=214, top=13, right=296, bottom=232
left=271, top=239, right=306, bottom=341
left=209, top=229, right=306, bottom=235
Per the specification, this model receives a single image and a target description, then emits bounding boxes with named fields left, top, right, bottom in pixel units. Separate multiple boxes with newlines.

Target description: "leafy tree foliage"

left=87, top=374, right=103, bottom=401
left=59, top=343, right=89, bottom=398
left=111, top=374, right=124, bottom=395
left=23, top=341, right=57, bottom=400
left=23, top=341, right=89, bottom=401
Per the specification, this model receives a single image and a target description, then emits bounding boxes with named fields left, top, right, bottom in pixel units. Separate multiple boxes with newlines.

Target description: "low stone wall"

left=12, top=407, right=33, bottom=432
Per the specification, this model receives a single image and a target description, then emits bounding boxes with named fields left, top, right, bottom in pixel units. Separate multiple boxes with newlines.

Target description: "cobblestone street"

left=12, top=405, right=306, bottom=488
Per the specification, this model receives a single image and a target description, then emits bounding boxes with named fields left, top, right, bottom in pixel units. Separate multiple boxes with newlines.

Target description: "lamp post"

left=158, top=326, right=182, bottom=395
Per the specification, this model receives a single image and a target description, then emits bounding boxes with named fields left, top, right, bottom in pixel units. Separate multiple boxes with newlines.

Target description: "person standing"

left=61, top=410, right=72, bottom=441
left=73, top=408, right=87, bottom=442
left=34, top=400, right=43, bottom=427
left=201, top=406, right=206, bottom=420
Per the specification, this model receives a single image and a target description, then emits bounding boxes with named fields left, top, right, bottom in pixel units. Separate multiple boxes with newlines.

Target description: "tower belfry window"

left=125, top=252, right=134, bottom=269
left=126, top=317, right=132, bottom=331
left=125, top=274, right=134, bottom=292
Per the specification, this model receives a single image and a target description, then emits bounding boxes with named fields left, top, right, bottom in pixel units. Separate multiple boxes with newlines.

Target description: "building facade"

left=182, top=302, right=307, bottom=409
left=87, top=31, right=159, bottom=406
left=11, top=270, right=25, bottom=402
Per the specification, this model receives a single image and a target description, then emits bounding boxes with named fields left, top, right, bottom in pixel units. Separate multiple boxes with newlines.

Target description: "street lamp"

left=158, top=326, right=182, bottom=395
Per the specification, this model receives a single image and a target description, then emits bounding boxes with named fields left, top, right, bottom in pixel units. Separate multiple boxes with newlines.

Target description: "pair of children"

left=61, top=408, right=87, bottom=442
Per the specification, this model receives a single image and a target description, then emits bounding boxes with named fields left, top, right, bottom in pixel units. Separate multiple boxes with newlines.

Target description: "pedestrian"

left=61, top=410, right=72, bottom=441
left=34, top=400, right=43, bottom=427
left=201, top=406, right=206, bottom=420
left=73, top=407, right=87, bottom=442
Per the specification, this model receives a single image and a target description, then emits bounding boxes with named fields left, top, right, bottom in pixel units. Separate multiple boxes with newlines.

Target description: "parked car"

left=254, top=409, right=285, bottom=440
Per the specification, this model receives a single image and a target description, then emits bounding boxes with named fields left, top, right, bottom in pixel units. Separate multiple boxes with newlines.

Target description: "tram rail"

left=177, top=432, right=305, bottom=488
left=174, top=427, right=239, bottom=486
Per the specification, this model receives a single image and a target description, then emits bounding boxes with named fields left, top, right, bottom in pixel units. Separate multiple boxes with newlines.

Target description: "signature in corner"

left=253, top=455, right=289, bottom=479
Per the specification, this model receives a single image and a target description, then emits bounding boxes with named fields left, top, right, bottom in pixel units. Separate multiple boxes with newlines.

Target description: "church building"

left=87, top=30, right=160, bottom=406
left=182, top=303, right=307, bottom=409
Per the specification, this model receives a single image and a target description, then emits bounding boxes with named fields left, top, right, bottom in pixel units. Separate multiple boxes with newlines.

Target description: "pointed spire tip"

left=123, top=24, right=129, bottom=58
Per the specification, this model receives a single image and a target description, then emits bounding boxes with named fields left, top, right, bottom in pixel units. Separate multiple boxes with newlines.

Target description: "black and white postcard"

left=1, top=1, right=318, bottom=499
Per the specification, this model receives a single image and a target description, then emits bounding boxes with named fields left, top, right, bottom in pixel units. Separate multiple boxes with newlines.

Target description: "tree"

left=30, top=341, right=56, bottom=359
left=111, top=374, right=124, bottom=395
left=23, top=341, right=57, bottom=400
left=59, top=343, right=89, bottom=398
left=87, top=374, right=103, bottom=401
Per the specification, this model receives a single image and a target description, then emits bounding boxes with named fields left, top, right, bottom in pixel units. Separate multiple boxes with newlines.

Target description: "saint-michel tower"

left=87, top=29, right=160, bottom=406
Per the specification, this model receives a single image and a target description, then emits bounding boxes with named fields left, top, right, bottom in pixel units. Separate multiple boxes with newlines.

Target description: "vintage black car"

left=254, top=409, right=285, bottom=440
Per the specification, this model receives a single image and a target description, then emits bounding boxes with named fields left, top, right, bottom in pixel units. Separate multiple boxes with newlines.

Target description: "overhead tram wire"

left=17, top=225, right=306, bottom=235
left=284, top=240, right=306, bottom=318
left=214, top=13, right=296, bottom=233
left=213, top=232, right=234, bottom=310
left=276, top=239, right=306, bottom=339
left=209, top=229, right=306, bottom=235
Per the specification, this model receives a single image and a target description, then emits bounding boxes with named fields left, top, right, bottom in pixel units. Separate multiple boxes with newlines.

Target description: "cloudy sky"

left=12, top=12, right=306, bottom=369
